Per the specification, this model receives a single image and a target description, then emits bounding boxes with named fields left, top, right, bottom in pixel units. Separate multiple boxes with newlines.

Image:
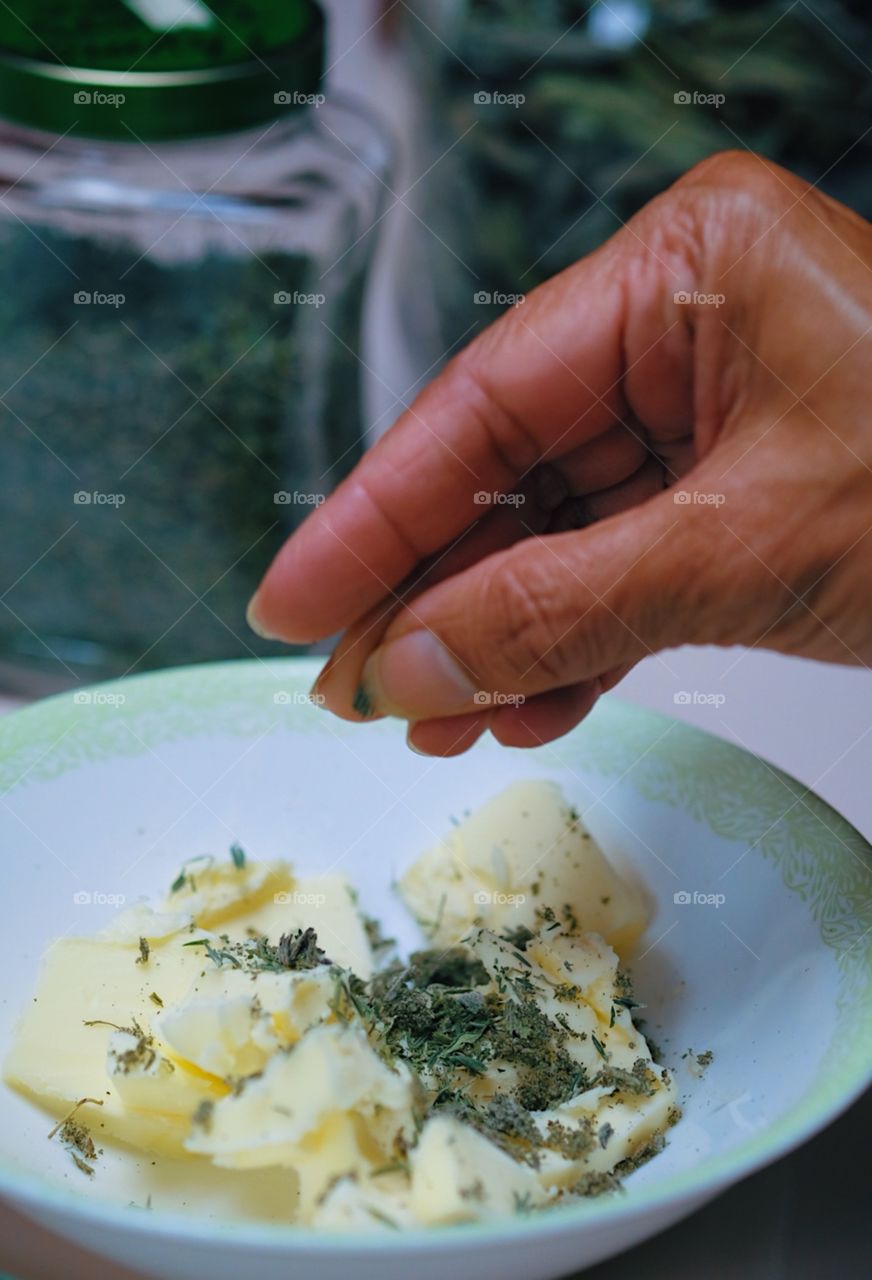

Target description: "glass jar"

left=0, top=1, right=392, bottom=691
left=398, top=0, right=872, bottom=368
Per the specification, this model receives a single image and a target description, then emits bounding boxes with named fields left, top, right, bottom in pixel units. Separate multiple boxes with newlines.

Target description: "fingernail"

left=308, top=684, right=328, bottom=710
left=359, top=631, right=477, bottom=719
left=246, top=591, right=281, bottom=641
left=405, top=723, right=431, bottom=756
left=309, top=652, right=336, bottom=701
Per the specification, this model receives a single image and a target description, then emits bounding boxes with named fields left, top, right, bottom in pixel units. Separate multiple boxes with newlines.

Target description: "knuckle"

left=448, top=357, right=543, bottom=476
left=628, top=150, right=812, bottom=309
left=679, top=149, right=763, bottom=189
left=598, top=502, right=729, bottom=650
left=474, top=555, right=576, bottom=688
left=674, top=149, right=802, bottom=223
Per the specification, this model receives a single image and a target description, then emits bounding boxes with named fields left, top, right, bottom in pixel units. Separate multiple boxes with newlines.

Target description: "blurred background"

left=3, top=0, right=872, bottom=692
left=0, top=0, right=869, bottom=830
left=0, top=5, right=869, bottom=1277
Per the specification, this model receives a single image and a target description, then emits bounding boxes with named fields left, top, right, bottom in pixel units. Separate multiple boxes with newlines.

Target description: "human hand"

left=248, top=151, right=872, bottom=756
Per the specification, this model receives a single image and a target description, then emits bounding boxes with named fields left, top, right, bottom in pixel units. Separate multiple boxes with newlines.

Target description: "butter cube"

left=399, top=781, right=648, bottom=958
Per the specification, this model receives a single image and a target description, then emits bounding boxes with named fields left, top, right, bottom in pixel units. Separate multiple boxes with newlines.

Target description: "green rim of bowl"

left=0, top=657, right=870, bottom=1251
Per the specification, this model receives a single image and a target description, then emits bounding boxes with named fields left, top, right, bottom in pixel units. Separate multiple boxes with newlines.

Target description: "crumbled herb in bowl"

left=183, top=926, right=330, bottom=973
left=48, top=1097, right=104, bottom=1176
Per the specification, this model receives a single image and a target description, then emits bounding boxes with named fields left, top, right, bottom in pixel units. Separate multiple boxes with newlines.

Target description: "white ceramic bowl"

left=1, top=658, right=870, bottom=1280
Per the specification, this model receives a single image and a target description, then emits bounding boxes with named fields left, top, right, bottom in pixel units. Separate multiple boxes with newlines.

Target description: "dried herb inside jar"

left=401, top=0, right=872, bottom=357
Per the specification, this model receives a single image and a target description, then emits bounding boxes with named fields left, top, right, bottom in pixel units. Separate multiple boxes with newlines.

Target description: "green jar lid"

left=0, top=0, right=325, bottom=141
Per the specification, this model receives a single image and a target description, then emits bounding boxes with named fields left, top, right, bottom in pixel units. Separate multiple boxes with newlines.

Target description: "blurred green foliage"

left=403, top=0, right=872, bottom=350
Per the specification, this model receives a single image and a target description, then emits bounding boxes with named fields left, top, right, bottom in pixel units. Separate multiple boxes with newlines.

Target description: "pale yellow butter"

left=410, top=1116, right=549, bottom=1224
left=4, top=786, right=677, bottom=1227
left=3, top=934, right=220, bottom=1155
left=398, top=780, right=648, bottom=958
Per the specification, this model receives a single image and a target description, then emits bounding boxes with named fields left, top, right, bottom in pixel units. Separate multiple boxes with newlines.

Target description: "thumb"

left=348, top=470, right=771, bottom=721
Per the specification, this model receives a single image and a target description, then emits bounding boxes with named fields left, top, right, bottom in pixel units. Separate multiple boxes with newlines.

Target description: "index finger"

left=250, top=233, right=665, bottom=644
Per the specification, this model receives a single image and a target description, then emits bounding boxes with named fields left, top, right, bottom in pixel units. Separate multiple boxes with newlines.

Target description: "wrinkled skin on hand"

left=249, top=151, right=872, bottom=756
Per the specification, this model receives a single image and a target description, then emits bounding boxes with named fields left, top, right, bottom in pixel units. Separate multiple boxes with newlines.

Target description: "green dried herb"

left=414, top=892, right=447, bottom=941
left=0, top=218, right=377, bottom=688
left=170, top=855, right=214, bottom=895
left=192, top=1100, right=215, bottom=1133
left=545, top=1116, right=594, bottom=1159
left=460, top=1178, right=485, bottom=1201
left=593, top=1058, right=658, bottom=1097
left=500, top=924, right=535, bottom=950
left=362, top=913, right=396, bottom=964
left=402, top=0, right=872, bottom=363
left=513, top=1191, right=534, bottom=1214
left=184, top=927, right=330, bottom=973
left=365, top=1206, right=399, bottom=1229
left=155, top=904, right=677, bottom=1209
left=571, top=1170, right=622, bottom=1198
left=48, top=1097, right=104, bottom=1176
left=613, top=995, right=642, bottom=1010
left=351, top=684, right=375, bottom=719
left=109, top=1021, right=158, bottom=1074
left=276, top=928, right=329, bottom=970
left=371, top=1156, right=410, bottom=1178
